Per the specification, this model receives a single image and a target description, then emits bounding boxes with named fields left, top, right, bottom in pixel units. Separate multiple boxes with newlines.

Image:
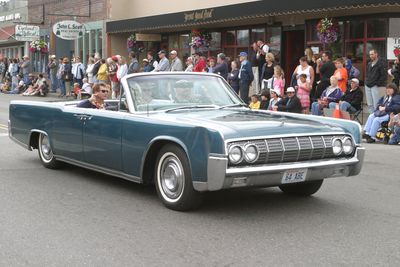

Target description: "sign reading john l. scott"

left=53, top=20, right=84, bottom=40
left=15, top=25, right=40, bottom=42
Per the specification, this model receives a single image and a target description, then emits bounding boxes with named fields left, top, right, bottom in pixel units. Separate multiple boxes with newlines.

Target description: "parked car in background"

left=9, top=73, right=365, bottom=211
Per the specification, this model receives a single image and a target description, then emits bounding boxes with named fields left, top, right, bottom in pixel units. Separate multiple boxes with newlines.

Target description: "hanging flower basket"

left=29, top=40, right=48, bottom=53
left=189, top=29, right=212, bottom=50
left=126, top=33, right=145, bottom=53
left=316, top=18, right=339, bottom=44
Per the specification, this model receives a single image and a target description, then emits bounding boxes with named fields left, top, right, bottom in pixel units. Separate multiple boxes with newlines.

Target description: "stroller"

left=375, top=121, right=392, bottom=144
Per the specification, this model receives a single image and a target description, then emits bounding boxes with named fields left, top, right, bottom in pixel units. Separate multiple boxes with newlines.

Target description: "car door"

left=52, top=106, right=85, bottom=161
left=82, top=108, right=123, bottom=171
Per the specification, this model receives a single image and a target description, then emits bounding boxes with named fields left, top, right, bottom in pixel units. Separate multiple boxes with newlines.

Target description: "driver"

left=174, top=80, right=194, bottom=103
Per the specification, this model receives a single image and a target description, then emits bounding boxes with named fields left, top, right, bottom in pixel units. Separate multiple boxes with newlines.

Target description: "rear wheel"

left=155, top=144, right=202, bottom=211
left=38, top=133, right=61, bottom=169
left=279, top=180, right=323, bottom=196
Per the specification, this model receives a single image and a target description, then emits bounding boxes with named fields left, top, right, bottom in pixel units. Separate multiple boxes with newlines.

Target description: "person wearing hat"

left=213, top=53, right=229, bottom=80
left=328, top=78, right=363, bottom=113
left=142, top=58, right=152, bottom=72
left=153, top=50, right=170, bottom=72
left=273, top=87, right=302, bottom=113
left=47, top=55, right=58, bottom=92
left=238, top=51, right=254, bottom=103
left=267, top=89, right=281, bottom=110
left=169, top=50, right=183, bottom=71
left=192, top=52, right=206, bottom=72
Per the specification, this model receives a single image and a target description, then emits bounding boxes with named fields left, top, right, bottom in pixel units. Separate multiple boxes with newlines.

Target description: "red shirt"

left=193, top=59, right=206, bottom=72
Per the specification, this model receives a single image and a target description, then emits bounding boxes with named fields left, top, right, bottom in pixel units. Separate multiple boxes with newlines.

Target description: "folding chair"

left=350, top=108, right=363, bottom=124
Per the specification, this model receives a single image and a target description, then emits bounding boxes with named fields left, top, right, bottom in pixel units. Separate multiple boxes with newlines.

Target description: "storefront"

left=0, top=25, right=24, bottom=59
left=107, top=0, right=400, bottom=81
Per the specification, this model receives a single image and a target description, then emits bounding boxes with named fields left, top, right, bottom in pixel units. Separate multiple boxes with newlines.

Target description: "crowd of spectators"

left=1, top=40, right=399, bottom=144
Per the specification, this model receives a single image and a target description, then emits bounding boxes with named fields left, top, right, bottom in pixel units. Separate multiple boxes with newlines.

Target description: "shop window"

left=267, top=26, right=282, bottom=63
left=226, top=30, right=236, bottom=45
left=208, top=32, right=222, bottom=57
left=306, top=21, right=319, bottom=42
left=251, top=28, right=265, bottom=43
left=168, top=34, right=179, bottom=50
left=367, top=19, right=387, bottom=38
left=178, top=34, right=190, bottom=59
left=345, top=42, right=364, bottom=79
left=237, top=30, right=249, bottom=46
left=346, top=20, right=364, bottom=39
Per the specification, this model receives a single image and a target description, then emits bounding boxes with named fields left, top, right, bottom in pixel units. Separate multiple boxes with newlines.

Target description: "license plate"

left=281, top=169, right=308, bottom=184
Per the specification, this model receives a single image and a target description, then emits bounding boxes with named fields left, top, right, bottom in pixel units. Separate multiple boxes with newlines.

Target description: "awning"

left=0, top=26, right=15, bottom=41
left=106, top=0, right=400, bottom=33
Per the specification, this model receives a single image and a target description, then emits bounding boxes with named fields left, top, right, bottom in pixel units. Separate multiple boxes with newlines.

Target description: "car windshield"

left=126, top=74, right=243, bottom=112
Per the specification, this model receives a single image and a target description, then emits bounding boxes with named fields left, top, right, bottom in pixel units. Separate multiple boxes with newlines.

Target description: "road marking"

left=0, top=133, right=8, bottom=137
left=0, top=124, right=7, bottom=130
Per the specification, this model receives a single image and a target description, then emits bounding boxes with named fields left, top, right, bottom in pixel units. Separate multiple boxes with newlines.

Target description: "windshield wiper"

left=219, top=103, right=249, bottom=109
left=165, top=105, right=219, bottom=113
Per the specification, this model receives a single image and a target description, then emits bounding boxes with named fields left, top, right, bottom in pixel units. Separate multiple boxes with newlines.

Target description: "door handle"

left=73, top=114, right=90, bottom=121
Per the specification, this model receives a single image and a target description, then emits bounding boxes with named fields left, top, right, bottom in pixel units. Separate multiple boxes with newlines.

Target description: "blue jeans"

left=59, top=80, right=66, bottom=96
left=365, top=85, right=383, bottom=114
left=311, top=102, right=324, bottom=116
left=50, top=72, right=58, bottom=91
left=388, top=127, right=400, bottom=145
left=23, top=73, right=29, bottom=85
left=328, top=101, right=357, bottom=113
left=364, top=113, right=389, bottom=139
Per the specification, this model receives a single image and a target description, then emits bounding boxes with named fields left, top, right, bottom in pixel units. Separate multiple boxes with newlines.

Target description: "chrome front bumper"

left=193, top=147, right=365, bottom=192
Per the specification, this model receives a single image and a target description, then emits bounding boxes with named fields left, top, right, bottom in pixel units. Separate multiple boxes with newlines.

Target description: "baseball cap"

left=270, top=89, right=279, bottom=96
left=238, top=52, right=248, bottom=57
left=111, top=56, right=118, bottom=61
left=142, top=58, right=149, bottom=62
left=170, top=50, right=177, bottom=55
left=286, top=87, right=295, bottom=93
left=350, top=78, right=359, bottom=84
left=158, top=50, right=166, bottom=55
left=50, top=55, right=56, bottom=59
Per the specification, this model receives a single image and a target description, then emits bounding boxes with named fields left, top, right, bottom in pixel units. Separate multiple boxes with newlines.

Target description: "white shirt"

left=117, top=64, right=128, bottom=80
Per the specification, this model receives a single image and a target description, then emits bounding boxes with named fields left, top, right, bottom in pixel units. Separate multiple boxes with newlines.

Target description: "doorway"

left=282, top=30, right=305, bottom=87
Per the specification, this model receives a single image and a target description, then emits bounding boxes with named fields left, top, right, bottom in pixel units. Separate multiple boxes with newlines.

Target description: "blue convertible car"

left=9, top=73, right=365, bottom=210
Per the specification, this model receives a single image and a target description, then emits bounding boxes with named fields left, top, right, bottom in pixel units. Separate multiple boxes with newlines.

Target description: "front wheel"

left=155, top=144, right=203, bottom=211
left=279, top=180, right=323, bottom=196
left=38, top=133, right=61, bottom=169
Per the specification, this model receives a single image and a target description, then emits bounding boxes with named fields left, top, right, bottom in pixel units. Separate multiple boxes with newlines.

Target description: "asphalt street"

left=0, top=94, right=399, bottom=266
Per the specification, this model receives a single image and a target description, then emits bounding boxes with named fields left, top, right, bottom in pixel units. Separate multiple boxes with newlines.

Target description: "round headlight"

left=228, top=145, right=243, bottom=164
left=342, top=137, right=354, bottom=155
left=244, top=144, right=259, bottom=163
left=332, top=138, right=343, bottom=155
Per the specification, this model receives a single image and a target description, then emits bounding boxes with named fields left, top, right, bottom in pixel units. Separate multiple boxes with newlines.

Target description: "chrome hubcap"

left=159, top=154, right=184, bottom=201
left=40, top=134, right=53, bottom=162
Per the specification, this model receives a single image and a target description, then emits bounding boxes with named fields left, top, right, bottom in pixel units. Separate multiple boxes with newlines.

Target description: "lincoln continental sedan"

left=9, top=73, right=365, bottom=211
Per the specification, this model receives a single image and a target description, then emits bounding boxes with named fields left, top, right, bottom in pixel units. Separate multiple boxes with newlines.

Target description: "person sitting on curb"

left=363, top=83, right=400, bottom=143
left=328, top=78, right=363, bottom=113
left=273, top=87, right=302, bottom=113
left=311, top=76, right=343, bottom=116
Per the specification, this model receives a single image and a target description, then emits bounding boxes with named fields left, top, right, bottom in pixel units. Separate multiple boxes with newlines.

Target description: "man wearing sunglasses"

left=77, top=83, right=110, bottom=109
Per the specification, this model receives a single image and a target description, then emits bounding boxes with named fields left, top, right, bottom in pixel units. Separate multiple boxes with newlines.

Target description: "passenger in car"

left=76, top=83, right=110, bottom=109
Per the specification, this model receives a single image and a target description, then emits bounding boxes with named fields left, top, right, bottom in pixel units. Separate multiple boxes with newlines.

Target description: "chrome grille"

left=227, top=134, right=351, bottom=166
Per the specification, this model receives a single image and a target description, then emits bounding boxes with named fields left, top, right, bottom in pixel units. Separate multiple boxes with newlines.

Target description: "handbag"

left=373, top=110, right=387, bottom=117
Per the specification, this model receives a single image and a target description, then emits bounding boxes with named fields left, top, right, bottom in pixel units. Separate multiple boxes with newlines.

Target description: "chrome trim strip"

left=309, top=136, right=314, bottom=160
left=280, top=138, right=285, bottom=163
left=56, top=155, right=142, bottom=184
left=226, top=149, right=361, bottom=175
left=321, top=136, right=327, bottom=159
left=224, top=132, right=347, bottom=144
left=295, top=137, right=301, bottom=162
